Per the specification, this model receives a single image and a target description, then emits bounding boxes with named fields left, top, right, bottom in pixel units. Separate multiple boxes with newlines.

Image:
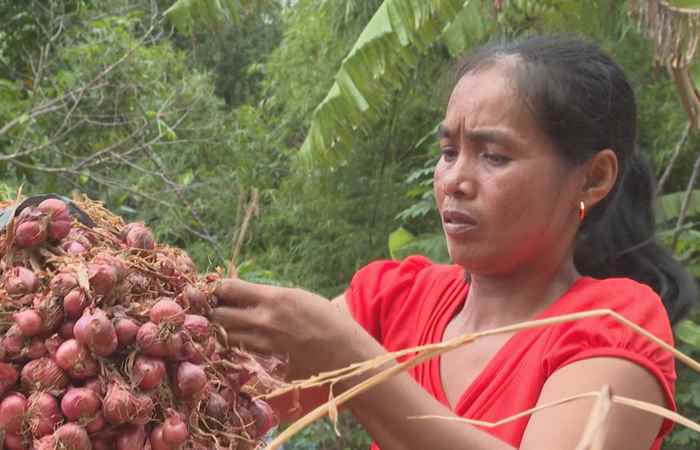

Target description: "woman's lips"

left=442, top=209, right=478, bottom=235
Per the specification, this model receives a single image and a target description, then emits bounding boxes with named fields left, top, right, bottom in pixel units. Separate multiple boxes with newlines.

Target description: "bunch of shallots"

left=0, top=197, right=281, bottom=450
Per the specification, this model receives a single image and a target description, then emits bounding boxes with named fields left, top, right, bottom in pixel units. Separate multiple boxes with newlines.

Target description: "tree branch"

left=673, top=138, right=700, bottom=249
left=656, top=122, right=691, bottom=196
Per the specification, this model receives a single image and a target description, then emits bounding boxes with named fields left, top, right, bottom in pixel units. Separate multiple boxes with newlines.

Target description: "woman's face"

left=434, top=63, right=582, bottom=274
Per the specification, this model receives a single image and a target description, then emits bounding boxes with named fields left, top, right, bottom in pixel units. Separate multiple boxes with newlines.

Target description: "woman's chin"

left=447, top=249, right=479, bottom=270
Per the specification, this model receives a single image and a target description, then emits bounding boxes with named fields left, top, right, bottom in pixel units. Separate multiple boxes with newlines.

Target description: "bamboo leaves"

left=165, top=0, right=243, bottom=34
left=299, top=0, right=471, bottom=165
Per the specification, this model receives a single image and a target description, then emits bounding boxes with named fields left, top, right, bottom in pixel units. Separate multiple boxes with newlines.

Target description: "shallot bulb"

left=50, top=273, right=78, bottom=297
left=44, top=334, right=64, bottom=357
left=27, top=392, right=62, bottom=438
left=33, top=436, right=54, bottom=450
left=114, top=317, right=139, bottom=346
left=183, top=314, right=210, bottom=342
left=102, top=384, right=135, bottom=425
left=26, top=338, right=47, bottom=359
left=63, top=240, right=88, bottom=254
left=83, top=379, right=104, bottom=396
left=149, top=425, right=168, bottom=450
left=3, top=432, right=25, bottom=450
left=60, top=387, right=101, bottom=422
left=85, top=411, right=105, bottom=433
left=162, top=409, right=188, bottom=447
left=149, top=298, right=185, bottom=326
left=88, top=263, right=118, bottom=297
left=181, top=284, right=209, bottom=314
left=63, top=289, right=89, bottom=319
left=250, top=398, right=278, bottom=438
left=136, top=322, right=169, bottom=357
left=123, top=223, right=155, bottom=250
left=13, top=208, right=48, bottom=248
left=55, top=339, right=99, bottom=380
left=176, top=362, right=207, bottom=399
left=20, top=357, right=68, bottom=393
left=37, top=198, right=72, bottom=241
left=132, top=356, right=166, bottom=390
left=53, top=423, right=91, bottom=450
left=0, top=392, right=28, bottom=433
left=13, top=309, right=43, bottom=337
left=73, top=309, right=118, bottom=357
left=92, top=253, right=126, bottom=282
left=1, top=325, right=25, bottom=360
left=34, top=295, right=62, bottom=334
left=0, top=363, right=19, bottom=397
left=132, top=394, right=154, bottom=425
left=116, top=424, right=147, bottom=450
left=4, top=266, right=39, bottom=296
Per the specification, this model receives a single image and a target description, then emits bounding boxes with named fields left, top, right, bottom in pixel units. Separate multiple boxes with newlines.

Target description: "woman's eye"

left=440, top=148, right=458, bottom=161
left=482, top=152, right=510, bottom=166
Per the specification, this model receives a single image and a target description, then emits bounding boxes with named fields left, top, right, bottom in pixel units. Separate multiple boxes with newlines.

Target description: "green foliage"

left=184, top=8, right=283, bottom=108
left=300, top=0, right=468, bottom=164
left=665, top=343, right=700, bottom=450
left=281, top=412, right=372, bottom=450
left=164, top=0, right=270, bottom=34
left=0, top=2, right=285, bottom=273
left=657, top=190, right=700, bottom=224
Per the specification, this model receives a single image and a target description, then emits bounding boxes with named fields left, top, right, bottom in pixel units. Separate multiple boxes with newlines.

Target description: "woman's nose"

left=441, top=159, right=477, bottom=199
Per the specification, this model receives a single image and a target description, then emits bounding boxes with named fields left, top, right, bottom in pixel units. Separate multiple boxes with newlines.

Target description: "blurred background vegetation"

left=1, top=0, right=699, bottom=448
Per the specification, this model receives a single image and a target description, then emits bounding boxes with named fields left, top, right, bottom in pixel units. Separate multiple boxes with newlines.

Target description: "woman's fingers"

left=224, top=330, right=273, bottom=354
left=215, top=278, right=277, bottom=307
left=211, top=307, right=273, bottom=352
left=211, top=306, right=262, bottom=331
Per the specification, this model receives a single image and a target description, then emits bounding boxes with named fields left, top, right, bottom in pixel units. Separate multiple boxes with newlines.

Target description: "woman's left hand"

left=211, top=278, right=368, bottom=380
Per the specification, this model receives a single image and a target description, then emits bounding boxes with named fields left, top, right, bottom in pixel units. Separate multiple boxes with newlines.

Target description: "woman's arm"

left=520, top=357, right=666, bottom=450
left=212, top=279, right=668, bottom=450
left=345, top=353, right=666, bottom=450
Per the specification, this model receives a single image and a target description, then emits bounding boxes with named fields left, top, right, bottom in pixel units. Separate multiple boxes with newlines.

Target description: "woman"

left=212, top=35, right=697, bottom=450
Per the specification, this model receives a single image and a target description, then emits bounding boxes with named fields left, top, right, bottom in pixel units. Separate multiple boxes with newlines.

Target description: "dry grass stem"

left=229, top=188, right=259, bottom=278
left=410, top=392, right=700, bottom=437
left=409, top=392, right=602, bottom=428
left=265, top=308, right=700, bottom=450
left=574, top=386, right=612, bottom=450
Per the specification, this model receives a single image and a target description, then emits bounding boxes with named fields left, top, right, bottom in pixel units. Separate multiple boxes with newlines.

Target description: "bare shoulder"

left=521, top=357, right=667, bottom=450
left=331, top=293, right=350, bottom=314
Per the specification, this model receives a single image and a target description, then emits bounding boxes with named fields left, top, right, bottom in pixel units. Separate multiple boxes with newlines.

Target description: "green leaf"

left=441, top=0, right=490, bottom=56
left=164, top=0, right=196, bottom=34
left=676, top=320, right=700, bottom=349
left=164, top=0, right=240, bottom=35
left=180, top=170, right=194, bottom=186
left=393, top=232, right=449, bottom=262
left=299, top=0, right=470, bottom=166
left=668, top=0, right=700, bottom=8
left=388, top=226, right=416, bottom=259
left=656, top=189, right=700, bottom=223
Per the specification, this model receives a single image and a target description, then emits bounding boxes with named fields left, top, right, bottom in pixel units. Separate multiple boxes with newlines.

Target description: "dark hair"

left=454, top=35, right=696, bottom=324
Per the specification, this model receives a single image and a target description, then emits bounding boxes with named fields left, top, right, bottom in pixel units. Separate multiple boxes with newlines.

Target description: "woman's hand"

left=211, top=278, right=369, bottom=380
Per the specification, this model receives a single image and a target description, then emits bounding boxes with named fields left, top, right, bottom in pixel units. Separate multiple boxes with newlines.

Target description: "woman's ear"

left=582, top=149, right=618, bottom=208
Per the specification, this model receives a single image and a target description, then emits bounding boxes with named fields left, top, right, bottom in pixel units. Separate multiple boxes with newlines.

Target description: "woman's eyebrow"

left=464, top=128, right=514, bottom=145
left=438, top=124, right=516, bottom=146
left=437, top=124, right=451, bottom=140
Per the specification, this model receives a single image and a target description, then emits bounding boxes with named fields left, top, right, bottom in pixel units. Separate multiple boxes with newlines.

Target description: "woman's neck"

left=458, top=255, right=581, bottom=333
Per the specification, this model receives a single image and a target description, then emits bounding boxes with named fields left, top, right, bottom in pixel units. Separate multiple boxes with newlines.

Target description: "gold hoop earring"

left=578, top=201, right=585, bottom=221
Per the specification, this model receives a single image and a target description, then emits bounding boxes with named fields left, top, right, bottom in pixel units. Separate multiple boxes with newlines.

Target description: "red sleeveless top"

left=345, top=256, right=676, bottom=450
